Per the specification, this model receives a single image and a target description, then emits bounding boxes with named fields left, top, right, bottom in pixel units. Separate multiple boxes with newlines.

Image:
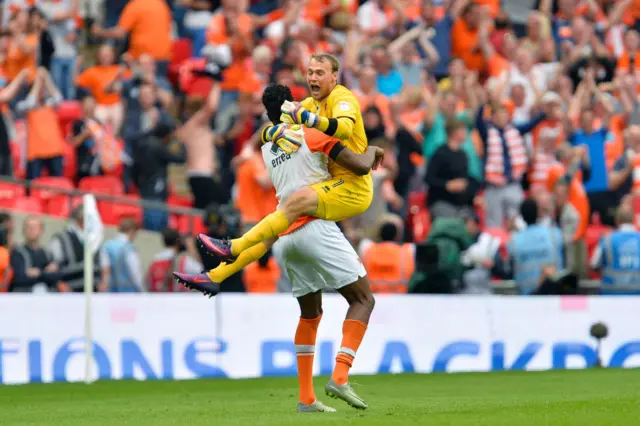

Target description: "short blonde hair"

left=310, top=53, right=340, bottom=73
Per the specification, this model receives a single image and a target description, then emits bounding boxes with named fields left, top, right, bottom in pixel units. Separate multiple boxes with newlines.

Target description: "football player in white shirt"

left=175, top=84, right=383, bottom=413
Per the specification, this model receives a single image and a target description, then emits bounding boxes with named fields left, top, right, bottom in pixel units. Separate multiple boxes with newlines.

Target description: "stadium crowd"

left=0, top=0, right=638, bottom=295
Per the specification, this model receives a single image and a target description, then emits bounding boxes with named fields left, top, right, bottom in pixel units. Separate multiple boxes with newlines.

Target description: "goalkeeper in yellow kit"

left=197, top=53, right=373, bottom=270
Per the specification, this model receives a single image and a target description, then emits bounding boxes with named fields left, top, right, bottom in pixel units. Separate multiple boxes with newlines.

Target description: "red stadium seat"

left=9, top=141, right=25, bottom=179
left=31, top=177, right=76, bottom=217
left=585, top=223, right=613, bottom=279
left=31, top=177, right=74, bottom=200
left=406, top=191, right=430, bottom=242
left=0, top=182, right=26, bottom=208
left=411, top=209, right=431, bottom=243
left=56, top=101, right=83, bottom=134
left=407, top=191, right=427, bottom=213
left=99, top=195, right=143, bottom=226
left=170, top=214, right=207, bottom=235
left=167, top=194, right=194, bottom=208
left=46, top=195, right=82, bottom=218
left=78, top=176, right=124, bottom=197
left=62, top=143, right=77, bottom=181
left=12, top=197, right=43, bottom=214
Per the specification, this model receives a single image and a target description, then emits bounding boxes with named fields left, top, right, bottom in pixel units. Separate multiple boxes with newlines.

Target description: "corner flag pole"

left=83, top=194, right=104, bottom=384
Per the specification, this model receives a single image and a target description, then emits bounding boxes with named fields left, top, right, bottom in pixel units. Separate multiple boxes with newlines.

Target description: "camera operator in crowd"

left=409, top=216, right=474, bottom=294
left=198, top=203, right=245, bottom=293
left=10, top=216, right=65, bottom=292
left=147, top=227, right=203, bottom=292
left=461, top=214, right=510, bottom=294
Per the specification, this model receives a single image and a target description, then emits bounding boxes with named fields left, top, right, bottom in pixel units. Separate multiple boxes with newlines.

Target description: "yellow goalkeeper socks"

left=230, top=210, right=290, bottom=255
left=207, top=242, right=269, bottom=283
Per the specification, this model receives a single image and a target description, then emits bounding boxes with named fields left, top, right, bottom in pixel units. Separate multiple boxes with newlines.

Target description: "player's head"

left=307, top=53, right=339, bottom=101
left=262, top=84, right=294, bottom=125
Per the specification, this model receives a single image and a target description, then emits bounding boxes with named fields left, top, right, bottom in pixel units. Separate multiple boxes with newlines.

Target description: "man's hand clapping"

left=446, top=178, right=468, bottom=193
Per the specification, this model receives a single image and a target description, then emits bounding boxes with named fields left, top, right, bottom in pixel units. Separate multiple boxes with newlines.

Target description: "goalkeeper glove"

left=280, top=100, right=319, bottom=128
left=262, top=124, right=303, bottom=154
left=263, top=123, right=287, bottom=143
left=274, top=125, right=304, bottom=155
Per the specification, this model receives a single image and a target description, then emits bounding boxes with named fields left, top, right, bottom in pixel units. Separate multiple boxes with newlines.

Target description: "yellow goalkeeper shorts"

left=310, top=175, right=373, bottom=222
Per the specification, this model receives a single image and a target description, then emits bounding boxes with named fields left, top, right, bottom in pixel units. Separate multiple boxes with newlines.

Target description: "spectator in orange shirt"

left=617, top=29, right=640, bottom=75
left=553, top=146, right=591, bottom=278
left=474, top=0, right=500, bottom=18
left=451, top=2, right=485, bottom=74
left=93, top=0, right=172, bottom=76
left=243, top=249, right=280, bottom=293
left=301, top=0, right=341, bottom=27
left=297, top=20, right=334, bottom=64
left=271, top=39, right=305, bottom=86
left=16, top=68, right=65, bottom=180
left=4, top=10, right=37, bottom=83
left=76, top=44, right=125, bottom=135
left=234, top=138, right=277, bottom=232
left=273, top=63, right=307, bottom=101
left=206, top=0, right=254, bottom=47
left=243, top=45, right=274, bottom=96
left=353, top=66, right=393, bottom=133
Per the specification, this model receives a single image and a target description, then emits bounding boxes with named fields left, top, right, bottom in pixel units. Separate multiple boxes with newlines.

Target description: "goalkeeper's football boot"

left=197, top=234, right=236, bottom=263
left=296, top=400, right=337, bottom=413
left=173, top=272, right=219, bottom=298
left=325, top=379, right=368, bottom=410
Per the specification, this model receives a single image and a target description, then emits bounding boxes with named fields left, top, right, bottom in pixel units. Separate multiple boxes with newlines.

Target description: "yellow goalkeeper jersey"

left=300, top=85, right=373, bottom=193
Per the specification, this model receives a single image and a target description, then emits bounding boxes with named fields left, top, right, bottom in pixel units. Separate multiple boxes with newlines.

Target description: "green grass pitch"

left=1, top=369, right=639, bottom=425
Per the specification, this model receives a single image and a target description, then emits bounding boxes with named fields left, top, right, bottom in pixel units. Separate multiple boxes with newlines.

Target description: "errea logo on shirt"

left=338, top=101, right=350, bottom=111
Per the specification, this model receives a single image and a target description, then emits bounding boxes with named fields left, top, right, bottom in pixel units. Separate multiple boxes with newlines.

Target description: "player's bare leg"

left=295, top=291, right=336, bottom=413
left=176, top=238, right=279, bottom=292
left=325, top=276, right=375, bottom=410
left=198, top=187, right=318, bottom=261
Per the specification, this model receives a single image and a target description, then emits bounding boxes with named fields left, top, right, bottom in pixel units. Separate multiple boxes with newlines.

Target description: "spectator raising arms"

left=93, top=0, right=173, bottom=76
left=76, top=44, right=126, bottom=135
left=176, top=64, right=225, bottom=210
left=39, top=0, right=80, bottom=99
left=16, top=67, right=65, bottom=180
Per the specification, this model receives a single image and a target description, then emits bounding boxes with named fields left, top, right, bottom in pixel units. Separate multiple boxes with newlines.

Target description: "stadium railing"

left=0, top=175, right=206, bottom=234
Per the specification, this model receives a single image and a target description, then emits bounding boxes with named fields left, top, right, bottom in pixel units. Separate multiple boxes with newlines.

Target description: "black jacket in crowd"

left=425, top=143, right=476, bottom=207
